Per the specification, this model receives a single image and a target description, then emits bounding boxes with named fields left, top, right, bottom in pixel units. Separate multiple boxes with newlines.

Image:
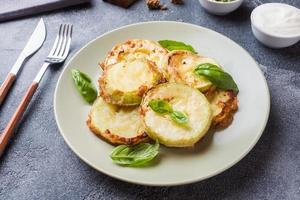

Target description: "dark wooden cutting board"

left=0, top=0, right=90, bottom=22
left=103, top=0, right=138, bottom=8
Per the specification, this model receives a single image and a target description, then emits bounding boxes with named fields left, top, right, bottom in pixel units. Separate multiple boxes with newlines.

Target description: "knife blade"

left=10, top=18, right=46, bottom=75
left=0, top=18, right=46, bottom=105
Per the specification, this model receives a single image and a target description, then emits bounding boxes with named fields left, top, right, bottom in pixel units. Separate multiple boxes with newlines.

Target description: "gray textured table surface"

left=0, top=0, right=300, bottom=199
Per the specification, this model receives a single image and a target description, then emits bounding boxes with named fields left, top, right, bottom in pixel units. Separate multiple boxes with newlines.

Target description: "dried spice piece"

left=145, top=0, right=166, bottom=10
left=171, top=0, right=184, bottom=4
left=145, top=0, right=160, bottom=9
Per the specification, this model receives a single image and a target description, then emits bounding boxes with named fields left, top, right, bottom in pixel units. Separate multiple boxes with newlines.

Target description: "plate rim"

left=54, top=21, right=271, bottom=186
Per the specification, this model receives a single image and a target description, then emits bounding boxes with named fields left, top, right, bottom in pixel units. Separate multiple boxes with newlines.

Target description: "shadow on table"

left=258, top=42, right=300, bottom=73
left=205, top=3, right=254, bottom=23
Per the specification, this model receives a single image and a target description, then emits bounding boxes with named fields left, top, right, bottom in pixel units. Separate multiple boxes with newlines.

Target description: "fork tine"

left=57, top=24, right=69, bottom=57
left=61, top=24, right=73, bottom=59
left=46, top=23, right=72, bottom=63
left=58, top=24, right=72, bottom=58
left=48, top=24, right=63, bottom=57
left=53, top=24, right=67, bottom=56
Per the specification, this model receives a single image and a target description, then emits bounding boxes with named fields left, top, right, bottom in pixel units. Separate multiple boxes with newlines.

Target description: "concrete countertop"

left=0, top=0, right=299, bottom=199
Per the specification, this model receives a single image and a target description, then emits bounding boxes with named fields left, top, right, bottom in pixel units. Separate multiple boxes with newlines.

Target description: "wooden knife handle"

left=0, top=82, right=38, bottom=156
left=0, top=73, right=16, bottom=105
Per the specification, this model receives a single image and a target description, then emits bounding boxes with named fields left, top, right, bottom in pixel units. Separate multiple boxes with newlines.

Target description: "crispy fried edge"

left=210, top=91, right=238, bottom=129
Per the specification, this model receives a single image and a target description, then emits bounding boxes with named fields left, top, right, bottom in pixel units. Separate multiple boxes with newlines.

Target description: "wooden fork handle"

left=0, top=73, right=16, bottom=105
left=0, top=82, right=38, bottom=156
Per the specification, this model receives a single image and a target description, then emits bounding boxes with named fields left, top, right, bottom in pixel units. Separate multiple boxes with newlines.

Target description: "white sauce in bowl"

left=252, top=3, right=300, bottom=37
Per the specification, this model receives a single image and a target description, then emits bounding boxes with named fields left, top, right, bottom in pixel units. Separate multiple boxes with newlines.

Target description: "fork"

left=0, top=24, right=73, bottom=156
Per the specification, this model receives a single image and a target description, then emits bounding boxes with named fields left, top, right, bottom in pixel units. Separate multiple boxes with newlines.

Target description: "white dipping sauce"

left=252, top=3, right=300, bottom=37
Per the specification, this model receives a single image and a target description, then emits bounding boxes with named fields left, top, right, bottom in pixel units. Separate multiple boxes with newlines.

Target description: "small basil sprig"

left=110, top=140, right=159, bottom=167
left=196, top=63, right=223, bottom=71
left=71, top=69, right=97, bottom=104
left=148, top=99, right=173, bottom=114
left=148, top=99, right=189, bottom=125
left=170, top=111, right=189, bottom=124
left=158, top=40, right=197, bottom=54
left=194, top=63, right=239, bottom=94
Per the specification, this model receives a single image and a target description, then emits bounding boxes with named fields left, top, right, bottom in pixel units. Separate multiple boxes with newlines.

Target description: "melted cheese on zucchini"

left=141, top=83, right=212, bottom=147
left=106, top=60, right=154, bottom=92
left=167, top=50, right=220, bottom=92
left=87, top=97, right=147, bottom=145
left=100, top=58, right=162, bottom=106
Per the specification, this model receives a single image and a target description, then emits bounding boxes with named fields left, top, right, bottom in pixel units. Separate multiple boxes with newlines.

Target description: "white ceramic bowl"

left=251, top=3, right=300, bottom=49
left=199, top=0, right=244, bottom=15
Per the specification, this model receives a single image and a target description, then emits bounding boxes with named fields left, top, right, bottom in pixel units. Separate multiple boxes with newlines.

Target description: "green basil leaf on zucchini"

left=170, top=111, right=189, bottom=125
left=195, top=63, right=223, bottom=71
left=148, top=99, right=173, bottom=114
left=158, top=40, right=197, bottom=54
left=110, top=140, right=159, bottom=167
left=71, top=69, right=98, bottom=104
left=194, top=63, right=239, bottom=93
left=148, top=99, right=189, bottom=126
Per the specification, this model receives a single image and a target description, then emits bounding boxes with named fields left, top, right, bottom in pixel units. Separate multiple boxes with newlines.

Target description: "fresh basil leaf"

left=165, top=45, right=196, bottom=53
left=110, top=140, right=159, bottom=167
left=170, top=111, right=189, bottom=125
left=159, top=40, right=187, bottom=47
left=194, top=66, right=239, bottom=93
left=148, top=99, right=173, bottom=114
left=71, top=69, right=97, bottom=104
left=195, top=63, right=223, bottom=71
left=149, top=99, right=189, bottom=126
left=158, top=40, right=197, bottom=53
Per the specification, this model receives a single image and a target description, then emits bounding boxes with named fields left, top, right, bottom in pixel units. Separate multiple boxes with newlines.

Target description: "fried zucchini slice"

left=207, top=89, right=238, bottom=129
left=87, top=97, right=148, bottom=145
left=100, top=39, right=168, bottom=75
left=140, top=83, right=212, bottom=147
left=166, top=50, right=221, bottom=92
left=99, top=59, right=163, bottom=106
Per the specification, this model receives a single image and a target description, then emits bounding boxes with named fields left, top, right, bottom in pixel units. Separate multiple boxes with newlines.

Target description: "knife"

left=0, top=18, right=46, bottom=105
